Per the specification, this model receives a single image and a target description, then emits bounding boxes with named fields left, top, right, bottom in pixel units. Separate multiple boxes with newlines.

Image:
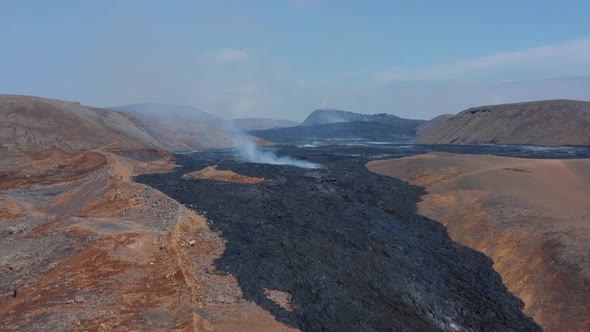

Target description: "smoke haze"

left=234, top=136, right=319, bottom=169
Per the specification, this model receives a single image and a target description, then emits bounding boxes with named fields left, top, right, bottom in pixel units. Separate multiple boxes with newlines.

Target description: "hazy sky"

left=2, top=1, right=590, bottom=120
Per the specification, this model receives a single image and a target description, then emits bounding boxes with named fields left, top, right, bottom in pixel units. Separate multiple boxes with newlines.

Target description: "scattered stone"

left=74, top=296, right=85, bottom=303
left=6, top=224, right=27, bottom=235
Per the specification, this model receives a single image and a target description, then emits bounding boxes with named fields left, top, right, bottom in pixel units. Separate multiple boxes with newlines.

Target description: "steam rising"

left=234, top=137, right=319, bottom=169
left=112, top=102, right=319, bottom=168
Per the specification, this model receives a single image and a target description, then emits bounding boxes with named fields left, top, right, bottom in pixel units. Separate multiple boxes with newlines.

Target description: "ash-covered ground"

left=136, top=143, right=590, bottom=331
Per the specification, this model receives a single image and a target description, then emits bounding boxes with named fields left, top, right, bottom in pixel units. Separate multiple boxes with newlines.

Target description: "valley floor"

left=2, top=142, right=588, bottom=331
left=136, top=146, right=542, bottom=331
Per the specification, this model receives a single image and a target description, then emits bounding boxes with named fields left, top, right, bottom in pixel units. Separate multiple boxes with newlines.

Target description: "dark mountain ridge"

left=253, top=109, right=424, bottom=142
left=302, top=108, right=409, bottom=126
left=232, top=118, right=299, bottom=131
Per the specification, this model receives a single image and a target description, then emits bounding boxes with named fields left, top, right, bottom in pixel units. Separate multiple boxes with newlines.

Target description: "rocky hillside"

left=368, top=152, right=590, bottom=331
left=0, top=97, right=293, bottom=331
left=0, top=96, right=266, bottom=160
left=0, top=95, right=164, bottom=157
left=416, top=100, right=590, bottom=146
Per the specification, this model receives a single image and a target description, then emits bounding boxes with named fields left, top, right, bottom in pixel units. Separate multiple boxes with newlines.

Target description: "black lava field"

left=136, top=143, right=590, bottom=331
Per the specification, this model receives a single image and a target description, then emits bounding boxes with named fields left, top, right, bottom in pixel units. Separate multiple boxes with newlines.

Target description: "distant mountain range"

left=416, top=99, right=590, bottom=146
left=250, top=108, right=425, bottom=142
left=231, top=118, right=299, bottom=131
left=302, top=108, right=407, bottom=126
left=5, top=96, right=590, bottom=155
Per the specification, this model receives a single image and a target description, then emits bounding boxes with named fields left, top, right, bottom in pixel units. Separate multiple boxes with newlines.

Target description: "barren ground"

left=137, top=147, right=543, bottom=331
left=182, top=165, right=269, bottom=184
left=3, top=139, right=589, bottom=331
left=368, top=152, right=590, bottom=331
left=0, top=148, right=296, bottom=331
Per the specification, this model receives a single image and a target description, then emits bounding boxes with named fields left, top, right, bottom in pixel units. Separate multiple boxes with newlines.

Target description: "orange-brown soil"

left=182, top=165, right=270, bottom=184
left=368, top=153, right=590, bottom=332
left=264, top=289, right=296, bottom=312
left=0, top=149, right=296, bottom=331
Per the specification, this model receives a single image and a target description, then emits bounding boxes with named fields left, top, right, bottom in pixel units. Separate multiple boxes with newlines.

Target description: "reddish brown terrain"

left=368, top=153, right=590, bottom=331
left=0, top=96, right=296, bottom=331
left=182, top=166, right=269, bottom=184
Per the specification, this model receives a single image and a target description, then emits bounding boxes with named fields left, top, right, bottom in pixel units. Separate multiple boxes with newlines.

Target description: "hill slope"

left=416, top=100, right=590, bottom=146
left=368, top=153, right=590, bottom=331
left=111, top=103, right=224, bottom=125
left=0, top=95, right=164, bottom=157
left=416, top=114, right=454, bottom=136
left=0, top=96, right=295, bottom=331
left=110, top=103, right=240, bottom=151
left=0, top=96, right=265, bottom=164
left=302, top=108, right=412, bottom=126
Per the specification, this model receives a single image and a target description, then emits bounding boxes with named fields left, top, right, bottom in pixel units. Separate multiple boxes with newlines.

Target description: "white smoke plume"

left=233, top=136, right=319, bottom=169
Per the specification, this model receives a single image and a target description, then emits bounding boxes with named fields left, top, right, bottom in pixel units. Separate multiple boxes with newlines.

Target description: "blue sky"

left=2, top=1, right=590, bottom=120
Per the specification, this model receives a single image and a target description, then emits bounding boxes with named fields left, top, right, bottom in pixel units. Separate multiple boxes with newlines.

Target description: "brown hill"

left=0, top=95, right=164, bottom=157
left=416, top=114, right=453, bottom=136
left=0, top=149, right=296, bottom=331
left=0, top=95, right=295, bottom=330
left=368, top=153, right=590, bottom=331
left=416, top=99, right=590, bottom=146
left=0, top=96, right=267, bottom=160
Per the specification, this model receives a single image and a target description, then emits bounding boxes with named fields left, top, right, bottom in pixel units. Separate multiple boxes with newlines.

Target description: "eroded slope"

left=0, top=149, right=297, bottom=331
left=368, top=152, right=590, bottom=331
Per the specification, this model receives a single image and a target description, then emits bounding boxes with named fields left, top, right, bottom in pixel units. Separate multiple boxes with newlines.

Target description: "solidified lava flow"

left=135, top=144, right=585, bottom=331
